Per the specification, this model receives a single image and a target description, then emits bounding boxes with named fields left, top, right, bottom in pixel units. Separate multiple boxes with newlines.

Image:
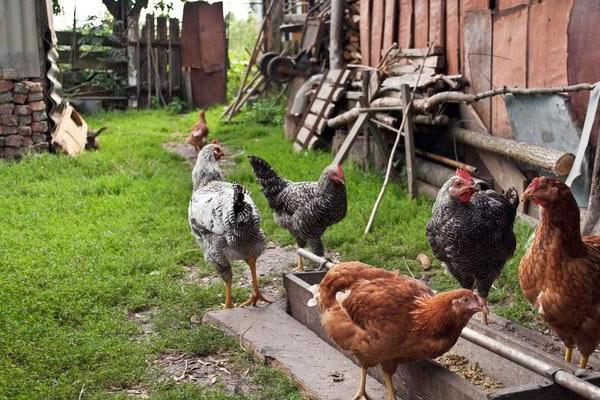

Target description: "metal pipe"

left=297, top=247, right=600, bottom=400
left=461, top=327, right=600, bottom=400
left=297, top=248, right=335, bottom=269
left=329, top=0, right=344, bottom=69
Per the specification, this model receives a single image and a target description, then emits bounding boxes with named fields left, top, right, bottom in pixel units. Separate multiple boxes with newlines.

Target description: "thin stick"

left=364, top=42, right=434, bottom=236
left=78, top=385, right=86, bottom=400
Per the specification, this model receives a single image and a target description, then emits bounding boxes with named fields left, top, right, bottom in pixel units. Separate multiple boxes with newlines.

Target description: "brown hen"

left=520, top=177, right=600, bottom=369
left=315, top=261, right=485, bottom=400
left=186, top=109, right=209, bottom=151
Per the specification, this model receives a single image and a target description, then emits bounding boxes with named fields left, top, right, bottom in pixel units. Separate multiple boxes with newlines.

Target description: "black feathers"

left=248, top=156, right=288, bottom=210
left=232, top=183, right=245, bottom=216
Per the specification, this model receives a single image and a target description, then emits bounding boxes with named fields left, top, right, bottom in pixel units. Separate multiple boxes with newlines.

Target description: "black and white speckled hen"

left=426, top=169, right=519, bottom=321
left=248, top=156, right=347, bottom=271
left=189, top=142, right=270, bottom=308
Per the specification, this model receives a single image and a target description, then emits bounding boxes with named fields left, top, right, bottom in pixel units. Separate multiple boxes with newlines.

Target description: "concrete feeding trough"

left=284, top=267, right=600, bottom=400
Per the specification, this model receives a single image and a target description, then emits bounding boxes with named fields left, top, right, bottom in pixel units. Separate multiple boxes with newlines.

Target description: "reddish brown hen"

left=186, top=109, right=209, bottom=151
left=314, top=261, right=485, bottom=400
left=519, top=177, right=600, bottom=369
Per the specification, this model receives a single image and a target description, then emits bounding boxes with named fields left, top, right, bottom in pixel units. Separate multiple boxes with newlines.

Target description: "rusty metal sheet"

left=414, top=0, right=429, bottom=47
left=190, top=69, right=225, bottom=108
left=445, top=0, right=460, bottom=74
left=463, top=10, right=492, bottom=130
left=491, top=5, right=528, bottom=138
left=527, top=0, right=572, bottom=88
left=382, top=0, right=397, bottom=53
left=0, top=0, right=44, bottom=78
left=398, top=0, right=414, bottom=48
left=568, top=0, right=600, bottom=143
left=360, top=0, right=371, bottom=66
left=182, top=1, right=226, bottom=107
left=370, top=1, right=384, bottom=65
left=429, top=0, right=445, bottom=47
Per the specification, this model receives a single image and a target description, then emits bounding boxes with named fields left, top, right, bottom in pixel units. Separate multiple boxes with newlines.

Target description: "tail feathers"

left=248, top=156, right=288, bottom=208
left=232, top=183, right=245, bottom=216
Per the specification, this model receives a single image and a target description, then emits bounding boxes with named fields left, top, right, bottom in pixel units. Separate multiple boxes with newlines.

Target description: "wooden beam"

left=400, top=84, right=417, bottom=198
left=330, top=0, right=344, bottom=69
left=332, top=113, right=370, bottom=165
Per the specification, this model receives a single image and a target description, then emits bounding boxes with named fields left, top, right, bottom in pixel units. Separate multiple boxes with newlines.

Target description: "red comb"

left=211, top=139, right=220, bottom=145
left=456, top=168, right=473, bottom=182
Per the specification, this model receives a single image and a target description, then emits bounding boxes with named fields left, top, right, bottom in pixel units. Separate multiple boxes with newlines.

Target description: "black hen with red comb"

left=248, top=156, right=347, bottom=270
left=426, top=169, right=519, bottom=308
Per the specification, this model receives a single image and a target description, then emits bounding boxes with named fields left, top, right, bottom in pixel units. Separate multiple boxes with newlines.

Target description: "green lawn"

left=0, top=106, right=535, bottom=399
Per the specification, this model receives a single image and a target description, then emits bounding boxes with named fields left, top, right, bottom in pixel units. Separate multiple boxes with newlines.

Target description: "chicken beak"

left=520, top=188, right=533, bottom=202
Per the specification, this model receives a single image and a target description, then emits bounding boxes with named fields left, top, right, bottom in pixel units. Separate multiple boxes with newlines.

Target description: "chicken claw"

left=351, top=367, right=372, bottom=400
left=293, top=254, right=305, bottom=272
left=240, top=292, right=272, bottom=307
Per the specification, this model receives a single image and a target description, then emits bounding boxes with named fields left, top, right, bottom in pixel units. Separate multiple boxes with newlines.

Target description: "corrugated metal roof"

left=0, top=0, right=44, bottom=78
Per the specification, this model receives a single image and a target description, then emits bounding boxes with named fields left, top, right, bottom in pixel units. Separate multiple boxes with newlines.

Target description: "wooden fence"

left=56, top=14, right=182, bottom=108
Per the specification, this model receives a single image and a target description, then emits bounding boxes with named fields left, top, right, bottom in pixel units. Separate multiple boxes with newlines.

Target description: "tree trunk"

left=451, top=127, right=575, bottom=176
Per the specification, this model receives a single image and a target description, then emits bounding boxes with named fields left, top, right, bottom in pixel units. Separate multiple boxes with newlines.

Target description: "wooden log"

left=417, top=179, right=440, bottom=199
left=451, top=126, right=575, bottom=176
left=415, top=157, right=454, bottom=188
left=330, top=0, right=344, bottom=69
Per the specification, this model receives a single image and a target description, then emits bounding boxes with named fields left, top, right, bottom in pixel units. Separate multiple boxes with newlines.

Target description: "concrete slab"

left=204, top=304, right=390, bottom=400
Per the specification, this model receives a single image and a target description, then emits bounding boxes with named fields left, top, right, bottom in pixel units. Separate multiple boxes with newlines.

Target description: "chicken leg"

left=351, top=367, right=372, bottom=400
left=579, top=354, right=589, bottom=369
left=565, top=346, right=573, bottom=363
left=293, top=254, right=304, bottom=272
left=221, top=275, right=233, bottom=309
left=240, top=257, right=272, bottom=307
left=383, top=372, right=396, bottom=400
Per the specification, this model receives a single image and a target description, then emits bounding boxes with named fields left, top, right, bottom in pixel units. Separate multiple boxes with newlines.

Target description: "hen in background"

left=189, top=141, right=270, bottom=308
left=186, top=109, right=209, bottom=151
left=248, top=156, right=347, bottom=271
left=426, top=169, right=518, bottom=322
left=312, top=261, right=485, bottom=400
left=520, top=177, right=600, bottom=368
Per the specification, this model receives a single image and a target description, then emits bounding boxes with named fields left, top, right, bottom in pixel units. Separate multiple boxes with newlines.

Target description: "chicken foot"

left=579, top=354, right=589, bottom=369
left=240, top=257, right=272, bottom=307
left=221, top=275, right=233, bottom=309
left=351, top=367, right=372, bottom=400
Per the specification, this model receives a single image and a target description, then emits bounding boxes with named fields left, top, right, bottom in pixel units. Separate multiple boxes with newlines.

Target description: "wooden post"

left=146, top=14, right=154, bottom=108
left=127, top=12, right=140, bottom=108
left=330, top=0, right=344, bottom=69
left=156, top=16, right=168, bottom=101
left=400, top=84, right=417, bottom=198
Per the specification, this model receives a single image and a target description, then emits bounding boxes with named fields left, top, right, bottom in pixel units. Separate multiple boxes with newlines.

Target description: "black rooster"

left=248, top=156, right=347, bottom=270
left=426, top=169, right=519, bottom=322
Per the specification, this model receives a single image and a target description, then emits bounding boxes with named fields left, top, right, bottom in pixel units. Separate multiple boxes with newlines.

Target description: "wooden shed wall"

left=359, top=0, right=600, bottom=140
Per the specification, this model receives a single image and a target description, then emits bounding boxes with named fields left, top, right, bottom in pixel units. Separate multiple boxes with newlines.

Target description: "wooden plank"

left=400, top=84, right=417, bottom=198
left=429, top=0, right=445, bottom=47
left=445, top=0, right=460, bottom=74
left=168, top=18, right=180, bottom=99
left=360, top=0, right=372, bottom=67
left=296, top=126, right=312, bottom=143
left=498, top=0, right=529, bottom=9
left=527, top=0, right=571, bottom=88
left=463, top=10, right=492, bottom=130
left=382, top=0, right=397, bottom=52
left=370, top=0, right=385, bottom=65
left=316, top=86, right=344, bottom=101
left=204, top=306, right=389, bottom=400
left=414, top=0, right=429, bottom=48
left=395, top=47, right=444, bottom=56
left=492, top=5, right=528, bottom=138
left=304, top=113, right=326, bottom=134
left=146, top=14, right=154, bottom=108
left=567, top=0, right=600, bottom=143
left=398, top=0, right=414, bottom=48
left=332, top=113, right=370, bottom=165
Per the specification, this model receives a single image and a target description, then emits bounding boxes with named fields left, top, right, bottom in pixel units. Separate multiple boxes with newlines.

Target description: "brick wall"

left=0, top=68, right=50, bottom=160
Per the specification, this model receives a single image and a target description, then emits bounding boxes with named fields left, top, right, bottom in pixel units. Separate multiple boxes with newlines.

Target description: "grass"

left=0, top=104, right=536, bottom=399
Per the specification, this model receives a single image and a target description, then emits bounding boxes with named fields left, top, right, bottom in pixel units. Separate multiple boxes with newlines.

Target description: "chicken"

left=188, top=142, right=270, bottom=308
left=519, top=177, right=600, bottom=369
left=186, top=109, right=209, bottom=151
left=248, top=156, right=347, bottom=271
left=311, top=261, right=485, bottom=400
left=426, top=168, right=519, bottom=321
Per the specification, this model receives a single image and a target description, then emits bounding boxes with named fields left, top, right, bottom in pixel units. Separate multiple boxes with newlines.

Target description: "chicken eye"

left=539, top=184, right=547, bottom=190
left=462, top=296, right=470, bottom=303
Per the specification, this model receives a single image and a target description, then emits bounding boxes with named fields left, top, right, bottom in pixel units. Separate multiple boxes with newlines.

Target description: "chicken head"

left=448, top=168, right=478, bottom=203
